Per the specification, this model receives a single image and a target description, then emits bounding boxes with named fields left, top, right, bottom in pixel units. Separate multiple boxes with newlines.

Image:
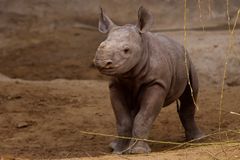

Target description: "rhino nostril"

left=106, top=61, right=112, bottom=65
left=105, top=60, right=113, bottom=68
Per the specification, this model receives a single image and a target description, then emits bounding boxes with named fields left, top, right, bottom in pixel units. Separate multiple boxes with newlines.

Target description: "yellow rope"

left=218, top=7, right=240, bottom=134
left=197, top=0, right=205, bottom=31
left=230, top=111, right=240, bottom=116
left=163, top=129, right=240, bottom=152
left=226, top=0, right=232, bottom=32
left=79, top=129, right=240, bottom=147
left=208, top=0, right=212, bottom=18
left=184, top=0, right=199, bottom=110
left=80, top=130, right=181, bottom=145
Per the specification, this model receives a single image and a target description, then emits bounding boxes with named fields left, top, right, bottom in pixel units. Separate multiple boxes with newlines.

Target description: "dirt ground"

left=0, top=76, right=239, bottom=160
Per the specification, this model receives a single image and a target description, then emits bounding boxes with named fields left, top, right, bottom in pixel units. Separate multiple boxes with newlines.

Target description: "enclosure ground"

left=0, top=78, right=239, bottom=160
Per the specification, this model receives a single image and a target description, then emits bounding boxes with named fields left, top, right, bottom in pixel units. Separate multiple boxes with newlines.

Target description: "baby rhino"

left=93, top=7, right=203, bottom=154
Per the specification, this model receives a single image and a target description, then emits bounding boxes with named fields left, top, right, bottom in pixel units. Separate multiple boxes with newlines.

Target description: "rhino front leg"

left=128, top=84, right=166, bottom=154
left=109, top=82, right=132, bottom=154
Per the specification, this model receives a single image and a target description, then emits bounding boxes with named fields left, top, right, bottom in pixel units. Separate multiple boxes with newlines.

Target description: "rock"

left=16, top=122, right=30, bottom=128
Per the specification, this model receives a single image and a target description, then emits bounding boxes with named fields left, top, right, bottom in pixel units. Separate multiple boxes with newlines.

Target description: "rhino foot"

left=109, top=139, right=130, bottom=154
left=186, top=129, right=205, bottom=141
left=127, top=141, right=151, bottom=154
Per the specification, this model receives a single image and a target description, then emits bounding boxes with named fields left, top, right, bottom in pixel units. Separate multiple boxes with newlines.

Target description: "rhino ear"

left=136, top=6, right=153, bottom=33
left=98, top=7, right=115, bottom=33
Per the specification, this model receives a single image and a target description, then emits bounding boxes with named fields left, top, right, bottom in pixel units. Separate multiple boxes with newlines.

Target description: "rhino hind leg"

left=178, top=94, right=203, bottom=140
left=178, top=85, right=204, bottom=140
left=178, top=69, right=204, bottom=141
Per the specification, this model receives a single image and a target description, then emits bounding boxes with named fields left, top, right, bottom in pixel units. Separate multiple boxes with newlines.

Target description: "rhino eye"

left=124, top=48, right=130, bottom=54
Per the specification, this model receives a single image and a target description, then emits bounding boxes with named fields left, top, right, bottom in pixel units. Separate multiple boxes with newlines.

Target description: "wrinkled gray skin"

left=93, top=7, right=204, bottom=154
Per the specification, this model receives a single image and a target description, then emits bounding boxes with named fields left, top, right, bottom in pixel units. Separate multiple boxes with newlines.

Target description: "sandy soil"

left=0, top=78, right=239, bottom=160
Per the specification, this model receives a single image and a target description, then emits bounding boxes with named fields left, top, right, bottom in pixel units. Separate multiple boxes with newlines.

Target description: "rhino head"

left=93, top=7, right=153, bottom=76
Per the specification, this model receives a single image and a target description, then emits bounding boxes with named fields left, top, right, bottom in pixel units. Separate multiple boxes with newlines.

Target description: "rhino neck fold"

left=119, top=33, right=150, bottom=80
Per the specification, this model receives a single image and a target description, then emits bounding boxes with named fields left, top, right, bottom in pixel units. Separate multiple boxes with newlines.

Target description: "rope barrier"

left=78, top=129, right=240, bottom=147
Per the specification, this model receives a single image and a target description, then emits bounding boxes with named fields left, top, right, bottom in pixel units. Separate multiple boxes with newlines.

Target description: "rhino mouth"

left=97, top=59, right=130, bottom=76
left=99, top=68, right=117, bottom=76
